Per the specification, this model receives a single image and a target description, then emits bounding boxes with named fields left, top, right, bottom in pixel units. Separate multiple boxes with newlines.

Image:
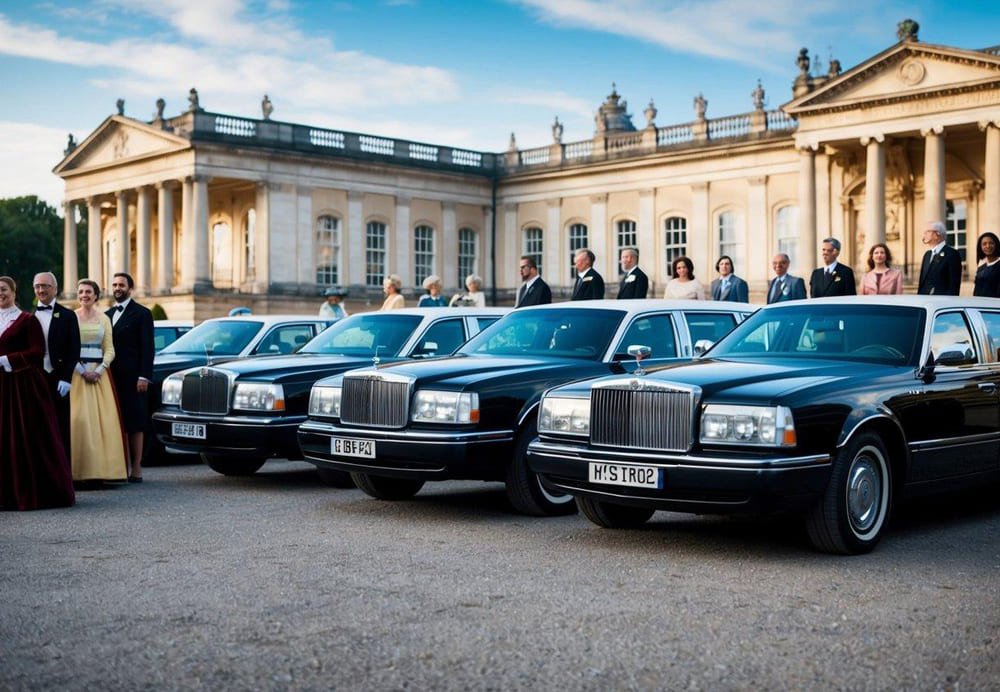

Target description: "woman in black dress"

left=973, top=232, right=1000, bottom=298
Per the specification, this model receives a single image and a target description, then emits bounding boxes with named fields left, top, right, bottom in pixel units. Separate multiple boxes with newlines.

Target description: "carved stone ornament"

left=551, top=116, right=563, bottom=143
left=693, top=93, right=707, bottom=120
left=112, top=129, right=129, bottom=159
left=643, top=99, right=657, bottom=128
left=897, top=59, right=926, bottom=87
left=262, top=94, right=273, bottom=120
left=751, top=80, right=765, bottom=111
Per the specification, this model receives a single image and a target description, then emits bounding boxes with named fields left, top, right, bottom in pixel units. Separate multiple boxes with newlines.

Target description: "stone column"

left=254, top=182, right=271, bottom=292
left=86, top=197, right=102, bottom=282
left=482, top=204, right=494, bottom=289
left=135, top=186, right=152, bottom=295
left=115, top=190, right=130, bottom=275
left=156, top=182, right=175, bottom=293
left=589, top=194, right=608, bottom=277
left=922, top=126, right=946, bottom=226
left=192, top=176, right=211, bottom=289
left=394, top=195, right=411, bottom=285
left=180, top=177, right=194, bottom=289
left=63, top=201, right=78, bottom=296
left=637, top=189, right=655, bottom=284
left=347, top=190, right=364, bottom=286
left=981, top=121, right=1000, bottom=233
left=502, top=204, right=517, bottom=287
left=861, top=135, right=886, bottom=246
left=545, top=200, right=560, bottom=282
left=798, top=145, right=818, bottom=269
left=296, top=186, right=313, bottom=285
left=747, top=177, right=767, bottom=289
left=442, top=201, right=457, bottom=287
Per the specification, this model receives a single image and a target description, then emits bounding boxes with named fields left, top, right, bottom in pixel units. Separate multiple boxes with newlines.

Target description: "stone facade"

left=54, top=34, right=1000, bottom=319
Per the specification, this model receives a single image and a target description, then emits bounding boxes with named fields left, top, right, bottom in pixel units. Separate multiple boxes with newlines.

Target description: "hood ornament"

left=205, top=343, right=214, bottom=367
left=372, top=345, right=382, bottom=368
left=627, top=344, right=651, bottom=376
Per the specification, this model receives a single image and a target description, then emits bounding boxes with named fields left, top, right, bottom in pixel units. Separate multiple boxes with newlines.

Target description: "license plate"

left=172, top=422, right=206, bottom=439
left=588, top=462, right=663, bottom=489
left=331, top=437, right=375, bottom=458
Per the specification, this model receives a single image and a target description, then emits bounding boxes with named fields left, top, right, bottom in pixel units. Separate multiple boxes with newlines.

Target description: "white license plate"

left=588, top=462, right=663, bottom=489
left=172, top=422, right=206, bottom=439
left=331, top=437, right=375, bottom=458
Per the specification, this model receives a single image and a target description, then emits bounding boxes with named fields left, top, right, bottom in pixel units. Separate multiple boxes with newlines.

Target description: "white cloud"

left=0, top=122, right=71, bottom=208
left=502, top=89, right=595, bottom=121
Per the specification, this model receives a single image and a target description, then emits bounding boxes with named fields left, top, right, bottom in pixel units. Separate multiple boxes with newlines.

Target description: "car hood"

left=152, top=354, right=209, bottom=381
left=206, top=353, right=407, bottom=381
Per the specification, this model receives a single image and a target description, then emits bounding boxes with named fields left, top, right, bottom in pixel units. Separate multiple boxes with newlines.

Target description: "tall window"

left=316, top=215, right=340, bottom=285
left=523, top=227, right=544, bottom=275
left=946, top=199, right=968, bottom=266
left=243, top=209, right=256, bottom=283
left=664, top=217, right=687, bottom=277
left=212, top=221, right=232, bottom=288
left=458, top=228, right=477, bottom=286
left=568, top=223, right=588, bottom=278
left=775, top=205, right=798, bottom=270
left=616, top=219, right=637, bottom=275
left=366, top=221, right=387, bottom=286
left=717, top=211, right=741, bottom=268
left=414, top=225, right=435, bottom=285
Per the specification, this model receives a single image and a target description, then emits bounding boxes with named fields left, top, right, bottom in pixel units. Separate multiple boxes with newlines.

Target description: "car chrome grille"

left=590, top=384, right=695, bottom=452
left=341, top=374, right=411, bottom=428
left=180, top=369, right=231, bottom=414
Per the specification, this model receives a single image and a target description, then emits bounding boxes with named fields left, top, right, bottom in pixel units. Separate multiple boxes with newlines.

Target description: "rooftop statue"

left=643, top=99, right=657, bottom=128
left=751, top=81, right=765, bottom=111
left=64, top=133, right=77, bottom=156
left=897, top=18, right=919, bottom=42
left=594, top=83, right=636, bottom=133
left=693, top=93, right=707, bottom=120
left=797, top=48, right=810, bottom=77
left=155, top=98, right=165, bottom=120
left=188, top=88, right=202, bottom=113
left=551, top=116, right=563, bottom=143
left=828, top=59, right=842, bottom=78
left=116, top=98, right=125, bottom=116
left=262, top=94, right=273, bottom=120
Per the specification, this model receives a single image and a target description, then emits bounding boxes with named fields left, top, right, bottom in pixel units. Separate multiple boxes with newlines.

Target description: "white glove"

left=57, top=380, right=72, bottom=397
left=0, top=356, right=10, bottom=373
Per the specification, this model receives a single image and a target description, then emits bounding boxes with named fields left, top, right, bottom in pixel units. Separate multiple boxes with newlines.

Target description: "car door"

left=409, top=318, right=467, bottom=358
left=679, top=311, right=741, bottom=356
left=612, top=313, right=679, bottom=367
left=252, top=324, right=318, bottom=356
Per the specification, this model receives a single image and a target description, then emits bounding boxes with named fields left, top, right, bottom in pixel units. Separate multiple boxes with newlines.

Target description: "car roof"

left=515, top=299, right=753, bottom=314
left=199, top=314, right=333, bottom=325
left=154, top=320, right=193, bottom=327
left=759, top=296, right=1000, bottom=310
left=351, top=307, right=509, bottom=317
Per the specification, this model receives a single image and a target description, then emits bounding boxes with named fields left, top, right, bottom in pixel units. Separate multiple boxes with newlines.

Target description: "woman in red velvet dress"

left=0, top=276, right=74, bottom=510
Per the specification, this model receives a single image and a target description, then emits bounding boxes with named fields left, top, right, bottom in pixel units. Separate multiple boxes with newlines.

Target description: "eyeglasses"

left=34, top=283, right=54, bottom=289
left=518, top=265, right=531, bottom=271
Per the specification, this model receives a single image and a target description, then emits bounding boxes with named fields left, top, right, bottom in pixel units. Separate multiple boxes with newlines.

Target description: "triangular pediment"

left=784, top=41, right=1000, bottom=116
left=54, top=116, right=191, bottom=176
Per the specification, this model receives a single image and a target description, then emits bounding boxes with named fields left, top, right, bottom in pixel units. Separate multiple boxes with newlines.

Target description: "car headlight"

left=161, top=374, right=183, bottom=405
left=411, top=390, right=479, bottom=424
left=700, top=404, right=796, bottom=447
left=538, top=396, right=590, bottom=436
left=233, top=383, right=285, bottom=411
left=309, top=385, right=341, bottom=418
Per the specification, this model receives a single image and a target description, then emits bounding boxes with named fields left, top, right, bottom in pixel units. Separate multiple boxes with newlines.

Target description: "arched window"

left=664, top=217, right=687, bottom=277
left=616, top=219, right=637, bottom=276
left=523, top=227, right=544, bottom=276
left=316, top=215, right=341, bottom=285
left=568, top=223, right=588, bottom=278
left=366, top=221, right=387, bottom=286
left=717, top=211, right=741, bottom=269
left=414, top=225, right=435, bottom=286
left=458, top=228, right=477, bottom=286
left=212, top=221, right=232, bottom=288
left=775, top=206, right=798, bottom=270
left=243, top=209, right=256, bottom=283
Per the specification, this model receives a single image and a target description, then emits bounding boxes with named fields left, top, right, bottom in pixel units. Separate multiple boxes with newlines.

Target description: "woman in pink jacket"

left=860, top=243, right=903, bottom=295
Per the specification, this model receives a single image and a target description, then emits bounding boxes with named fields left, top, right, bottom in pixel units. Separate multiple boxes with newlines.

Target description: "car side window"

left=413, top=319, right=466, bottom=357
left=979, top=312, right=1000, bottom=362
left=930, top=312, right=978, bottom=364
left=616, top=315, right=676, bottom=359
left=684, top=313, right=737, bottom=345
left=476, top=317, right=499, bottom=331
left=255, top=325, right=315, bottom=355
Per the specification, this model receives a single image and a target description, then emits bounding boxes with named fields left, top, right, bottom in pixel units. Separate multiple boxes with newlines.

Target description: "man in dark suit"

left=767, top=253, right=807, bottom=303
left=709, top=255, right=749, bottom=303
left=810, top=238, right=857, bottom=298
left=33, top=271, right=81, bottom=455
left=107, top=272, right=155, bottom=483
left=571, top=248, right=604, bottom=301
left=514, top=255, right=552, bottom=308
left=616, top=248, right=648, bottom=299
left=918, top=221, right=963, bottom=295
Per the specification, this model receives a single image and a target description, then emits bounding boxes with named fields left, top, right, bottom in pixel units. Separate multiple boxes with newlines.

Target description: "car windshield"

left=299, top=313, right=423, bottom=357
left=709, top=304, right=925, bottom=366
left=459, top=308, right=624, bottom=360
left=160, top=320, right=262, bottom=356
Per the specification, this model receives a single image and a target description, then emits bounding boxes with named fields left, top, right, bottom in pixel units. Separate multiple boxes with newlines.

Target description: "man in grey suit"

left=767, top=253, right=807, bottom=303
left=709, top=255, right=749, bottom=303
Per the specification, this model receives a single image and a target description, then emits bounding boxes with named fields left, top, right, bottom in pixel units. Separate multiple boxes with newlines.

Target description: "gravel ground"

left=1, top=460, right=998, bottom=691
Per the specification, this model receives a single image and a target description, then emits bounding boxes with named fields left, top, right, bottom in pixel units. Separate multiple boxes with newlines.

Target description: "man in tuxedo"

left=810, top=238, right=857, bottom=298
left=107, top=272, right=154, bottom=483
left=616, top=248, right=648, bottom=299
left=514, top=255, right=552, bottom=308
left=767, top=253, right=807, bottom=304
left=918, top=221, right=963, bottom=295
left=33, top=272, right=81, bottom=455
left=571, top=248, right=604, bottom=301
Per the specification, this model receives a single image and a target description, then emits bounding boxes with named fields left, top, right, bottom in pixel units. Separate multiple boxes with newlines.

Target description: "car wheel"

left=316, top=468, right=355, bottom=488
left=350, top=473, right=424, bottom=501
left=806, top=432, right=892, bottom=555
left=201, top=454, right=267, bottom=477
left=577, top=496, right=655, bottom=528
left=504, top=420, right=577, bottom=517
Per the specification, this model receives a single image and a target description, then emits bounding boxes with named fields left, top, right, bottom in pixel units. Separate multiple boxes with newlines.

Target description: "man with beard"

left=106, top=272, right=154, bottom=483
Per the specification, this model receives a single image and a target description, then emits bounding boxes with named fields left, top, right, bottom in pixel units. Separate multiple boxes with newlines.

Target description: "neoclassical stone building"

left=54, top=26, right=1000, bottom=318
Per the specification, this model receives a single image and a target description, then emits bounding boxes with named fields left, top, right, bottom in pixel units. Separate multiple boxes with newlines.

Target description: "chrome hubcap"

left=847, top=454, right=881, bottom=533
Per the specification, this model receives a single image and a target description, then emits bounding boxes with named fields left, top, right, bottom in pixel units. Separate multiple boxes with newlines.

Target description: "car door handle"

left=977, top=382, right=997, bottom=394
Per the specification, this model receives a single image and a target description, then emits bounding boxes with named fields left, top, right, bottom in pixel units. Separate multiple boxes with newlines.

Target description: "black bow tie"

left=37, top=305, right=52, bottom=311
left=114, top=305, right=124, bottom=312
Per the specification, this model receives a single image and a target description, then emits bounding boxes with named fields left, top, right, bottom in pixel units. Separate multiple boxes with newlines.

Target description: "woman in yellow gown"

left=69, top=279, right=127, bottom=483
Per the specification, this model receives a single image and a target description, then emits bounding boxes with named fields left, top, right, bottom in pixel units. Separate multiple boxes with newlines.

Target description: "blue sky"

left=1, top=0, right=999, bottom=208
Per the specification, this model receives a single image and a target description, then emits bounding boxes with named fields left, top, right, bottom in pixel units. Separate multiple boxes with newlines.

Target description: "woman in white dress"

left=449, top=274, right=487, bottom=308
left=69, top=279, right=127, bottom=484
left=663, top=256, right=706, bottom=300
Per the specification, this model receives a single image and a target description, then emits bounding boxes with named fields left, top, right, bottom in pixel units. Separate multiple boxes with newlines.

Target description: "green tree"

left=0, top=196, right=63, bottom=308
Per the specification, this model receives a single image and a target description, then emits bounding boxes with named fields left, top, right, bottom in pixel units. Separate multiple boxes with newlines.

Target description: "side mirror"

left=934, top=343, right=975, bottom=367
left=627, top=344, right=651, bottom=376
left=693, top=339, right=714, bottom=357
left=917, top=351, right=935, bottom=383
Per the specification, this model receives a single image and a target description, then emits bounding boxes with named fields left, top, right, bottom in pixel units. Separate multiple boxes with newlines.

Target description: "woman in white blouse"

left=663, top=256, right=706, bottom=300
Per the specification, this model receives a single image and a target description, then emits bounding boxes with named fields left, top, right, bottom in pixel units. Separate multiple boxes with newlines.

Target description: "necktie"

left=517, top=283, right=527, bottom=307
left=37, top=305, right=52, bottom=311
left=770, top=278, right=783, bottom=302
